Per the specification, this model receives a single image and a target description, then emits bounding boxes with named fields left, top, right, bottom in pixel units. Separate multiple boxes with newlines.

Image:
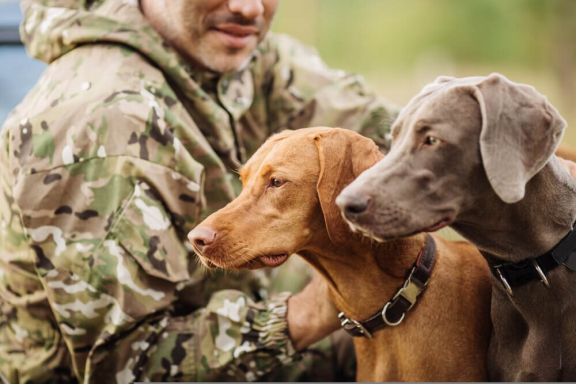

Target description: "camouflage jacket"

left=0, top=0, right=395, bottom=383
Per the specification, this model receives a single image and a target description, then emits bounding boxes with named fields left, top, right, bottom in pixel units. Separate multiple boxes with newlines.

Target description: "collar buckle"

left=338, top=312, right=373, bottom=339
left=381, top=267, right=425, bottom=326
left=395, top=267, right=424, bottom=306
left=336, top=235, right=437, bottom=338
left=381, top=301, right=405, bottom=326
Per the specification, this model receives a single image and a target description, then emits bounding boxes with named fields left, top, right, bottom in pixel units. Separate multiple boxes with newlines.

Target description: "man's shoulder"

left=1, top=44, right=185, bottom=174
left=6, top=43, right=179, bottom=125
left=251, top=32, right=339, bottom=92
left=59, top=44, right=178, bottom=111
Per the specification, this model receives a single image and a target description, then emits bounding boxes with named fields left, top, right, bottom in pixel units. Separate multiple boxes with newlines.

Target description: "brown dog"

left=557, top=145, right=576, bottom=163
left=188, top=127, right=491, bottom=381
left=337, top=74, right=576, bottom=380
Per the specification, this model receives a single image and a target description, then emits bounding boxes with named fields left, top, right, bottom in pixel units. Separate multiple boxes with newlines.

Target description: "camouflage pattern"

left=0, top=0, right=396, bottom=382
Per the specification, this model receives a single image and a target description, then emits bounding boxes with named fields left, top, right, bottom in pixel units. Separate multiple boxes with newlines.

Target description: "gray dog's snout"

left=336, top=193, right=371, bottom=217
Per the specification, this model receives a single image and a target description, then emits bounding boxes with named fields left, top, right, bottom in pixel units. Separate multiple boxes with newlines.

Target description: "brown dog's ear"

left=314, top=128, right=384, bottom=244
left=471, top=73, right=566, bottom=203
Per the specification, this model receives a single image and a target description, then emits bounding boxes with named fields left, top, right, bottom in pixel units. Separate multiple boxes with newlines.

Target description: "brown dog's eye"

left=423, top=136, right=440, bottom=146
left=269, top=177, right=285, bottom=188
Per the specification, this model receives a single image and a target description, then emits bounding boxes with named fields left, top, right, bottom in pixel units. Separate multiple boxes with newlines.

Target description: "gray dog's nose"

left=336, top=193, right=371, bottom=217
left=188, top=226, right=217, bottom=254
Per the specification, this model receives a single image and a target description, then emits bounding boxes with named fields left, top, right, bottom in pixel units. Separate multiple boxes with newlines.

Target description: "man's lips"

left=212, top=23, right=259, bottom=49
left=215, top=23, right=259, bottom=35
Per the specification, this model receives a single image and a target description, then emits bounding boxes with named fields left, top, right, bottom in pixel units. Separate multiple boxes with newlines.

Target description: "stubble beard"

left=190, top=40, right=256, bottom=74
left=181, top=9, right=264, bottom=74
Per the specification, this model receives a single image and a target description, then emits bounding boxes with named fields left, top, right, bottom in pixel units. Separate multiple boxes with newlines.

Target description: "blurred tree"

left=273, top=0, right=576, bottom=142
left=550, top=0, right=576, bottom=123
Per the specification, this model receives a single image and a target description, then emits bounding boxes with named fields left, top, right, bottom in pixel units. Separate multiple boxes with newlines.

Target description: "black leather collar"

left=489, top=225, right=576, bottom=296
left=338, top=234, right=437, bottom=338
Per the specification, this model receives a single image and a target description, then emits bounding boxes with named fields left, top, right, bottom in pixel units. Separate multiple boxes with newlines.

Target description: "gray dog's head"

left=336, top=73, right=566, bottom=240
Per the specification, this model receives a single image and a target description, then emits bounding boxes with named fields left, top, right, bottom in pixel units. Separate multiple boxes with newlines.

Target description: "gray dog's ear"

left=418, top=75, right=457, bottom=97
left=314, top=129, right=383, bottom=244
left=471, top=73, right=566, bottom=203
left=434, top=75, right=456, bottom=84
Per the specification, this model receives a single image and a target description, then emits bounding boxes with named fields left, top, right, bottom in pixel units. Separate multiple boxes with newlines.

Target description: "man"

left=0, top=0, right=396, bottom=382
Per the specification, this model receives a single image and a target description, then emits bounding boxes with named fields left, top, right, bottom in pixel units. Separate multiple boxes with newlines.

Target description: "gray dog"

left=336, top=73, right=576, bottom=381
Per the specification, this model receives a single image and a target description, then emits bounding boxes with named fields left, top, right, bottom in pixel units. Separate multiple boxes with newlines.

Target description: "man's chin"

left=206, top=53, right=254, bottom=73
left=189, top=42, right=257, bottom=74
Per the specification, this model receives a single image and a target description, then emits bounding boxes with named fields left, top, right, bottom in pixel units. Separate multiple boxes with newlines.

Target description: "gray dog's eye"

left=423, top=136, right=440, bottom=146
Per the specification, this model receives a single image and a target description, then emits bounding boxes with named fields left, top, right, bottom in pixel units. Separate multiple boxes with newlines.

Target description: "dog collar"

left=337, top=234, right=437, bottom=338
left=490, top=225, right=576, bottom=296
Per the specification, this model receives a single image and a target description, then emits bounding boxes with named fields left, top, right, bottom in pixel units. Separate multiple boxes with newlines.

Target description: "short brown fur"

left=189, top=127, right=491, bottom=381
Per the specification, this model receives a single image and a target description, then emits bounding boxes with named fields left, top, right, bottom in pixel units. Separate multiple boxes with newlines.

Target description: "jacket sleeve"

left=9, top=115, right=297, bottom=382
left=261, top=34, right=400, bottom=150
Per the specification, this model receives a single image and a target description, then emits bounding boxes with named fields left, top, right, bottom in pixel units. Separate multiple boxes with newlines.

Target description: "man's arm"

left=6, top=103, right=341, bottom=382
left=287, top=273, right=340, bottom=351
left=11, top=154, right=311, bottom=382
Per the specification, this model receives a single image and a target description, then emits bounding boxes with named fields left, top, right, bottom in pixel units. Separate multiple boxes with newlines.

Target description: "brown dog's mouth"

left=240, top=253, right=290, bottom=269
left=259, top=253, right=290, bottom=267
left=200, top=253, right=291, bottom=270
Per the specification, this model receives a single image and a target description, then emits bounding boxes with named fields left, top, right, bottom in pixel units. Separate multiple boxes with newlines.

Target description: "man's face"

left=161, top=0, right=279, bottom=73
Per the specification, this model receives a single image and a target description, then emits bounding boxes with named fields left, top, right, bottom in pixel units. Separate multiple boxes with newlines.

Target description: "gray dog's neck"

left=453, top=156, right=576, bottom=263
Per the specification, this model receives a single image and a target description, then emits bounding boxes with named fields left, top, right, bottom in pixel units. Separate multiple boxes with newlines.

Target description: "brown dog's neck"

left=300, top=232, right=428, bottom=321
left=454, top=156, right=576, bottom=262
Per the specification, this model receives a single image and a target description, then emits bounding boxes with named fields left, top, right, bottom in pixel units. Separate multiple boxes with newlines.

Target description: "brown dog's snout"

left=336, top=192, right=371, bottom=218
left=188, top=226, right=217, bottom=254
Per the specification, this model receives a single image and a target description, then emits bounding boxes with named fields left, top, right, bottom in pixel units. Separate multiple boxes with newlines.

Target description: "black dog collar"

left=338, top=234, right=436, bottom=338
left=490, top=226, right=576, bottom=296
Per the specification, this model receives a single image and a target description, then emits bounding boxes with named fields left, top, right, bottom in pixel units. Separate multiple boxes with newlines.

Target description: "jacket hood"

left=19, top=0, right=263, bottom=129
left=21, top=0, right=191, bottom=72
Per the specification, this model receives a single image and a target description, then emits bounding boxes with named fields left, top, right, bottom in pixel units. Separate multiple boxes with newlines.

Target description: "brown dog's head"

left=188, top=127, right=383, bottom=269
left=336, top=73, right=567, bottom=240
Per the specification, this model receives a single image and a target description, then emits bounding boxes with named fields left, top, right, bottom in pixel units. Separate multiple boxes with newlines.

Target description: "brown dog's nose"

left=188, top=226, right=217, bottom=253
left=336, top=193, right=371, bottom=217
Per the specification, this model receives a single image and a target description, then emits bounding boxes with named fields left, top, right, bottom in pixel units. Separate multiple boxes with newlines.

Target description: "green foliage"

left=273, top=0, right=576, bottom=144
left=274, top=0, right=565, bottom=72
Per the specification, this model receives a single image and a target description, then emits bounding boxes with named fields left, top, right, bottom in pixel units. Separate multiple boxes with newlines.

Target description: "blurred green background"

left=273, top=0, right=576, bottom=144
left=271, top=0, right=576, bottom=246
